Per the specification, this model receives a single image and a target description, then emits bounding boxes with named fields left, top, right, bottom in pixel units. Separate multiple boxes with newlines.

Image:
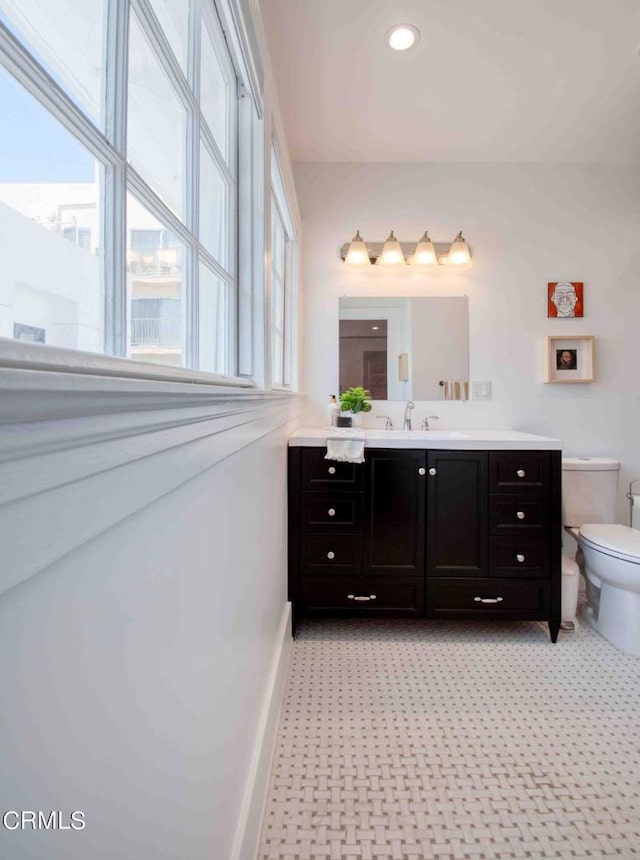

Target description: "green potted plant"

left=339, top=386, right=372, bottom=426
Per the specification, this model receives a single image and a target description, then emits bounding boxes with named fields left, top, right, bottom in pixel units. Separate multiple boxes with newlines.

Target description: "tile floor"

left=258, top=613, right=640, bottom=859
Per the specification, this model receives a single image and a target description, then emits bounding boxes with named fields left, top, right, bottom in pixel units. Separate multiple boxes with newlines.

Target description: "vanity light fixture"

left=341, top=230, right=472, bottom=267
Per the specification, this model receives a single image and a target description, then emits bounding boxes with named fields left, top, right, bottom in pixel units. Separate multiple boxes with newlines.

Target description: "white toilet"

left=562, top=457, right=640, bottom=656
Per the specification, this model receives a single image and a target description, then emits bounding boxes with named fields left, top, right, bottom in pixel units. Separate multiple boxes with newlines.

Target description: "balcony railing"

left=131, top=317, right=181, bottom=348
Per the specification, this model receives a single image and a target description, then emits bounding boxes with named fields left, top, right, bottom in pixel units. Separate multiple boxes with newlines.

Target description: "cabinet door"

left=363, top=449, right=426, bottom=576
left=426, top=451, right=488, bottom=577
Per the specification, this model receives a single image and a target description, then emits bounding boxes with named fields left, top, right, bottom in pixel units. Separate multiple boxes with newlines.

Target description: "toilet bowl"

left=580, top=522, right=640, bottom=656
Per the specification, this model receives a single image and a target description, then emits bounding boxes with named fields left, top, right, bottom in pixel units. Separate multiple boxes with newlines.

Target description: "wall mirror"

left=339, top=296, right=469, bottom=401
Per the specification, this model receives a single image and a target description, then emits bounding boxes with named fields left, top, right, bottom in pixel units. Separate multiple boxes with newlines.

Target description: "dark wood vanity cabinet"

left=288, top=446, right=561, bottom=641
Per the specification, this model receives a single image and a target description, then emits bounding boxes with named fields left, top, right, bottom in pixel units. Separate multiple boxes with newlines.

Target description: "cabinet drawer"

left=427, top=578, right=549, bottom=616
left=301, top=493, right=362, bottom=531
left=301, top=534, right=361, bottom=574
left=489, top=452, right=550, bottom=494
left=301, top=448, right=363, bottom=490
left=489, top=495, right=549, bottom=535
left=489, top=537, right=549, bottom=578
left=300, top=576, right=423, bottom=615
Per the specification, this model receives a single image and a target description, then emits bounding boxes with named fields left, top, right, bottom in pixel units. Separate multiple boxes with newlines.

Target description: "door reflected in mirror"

left=339, top=297, right=469, bottom=401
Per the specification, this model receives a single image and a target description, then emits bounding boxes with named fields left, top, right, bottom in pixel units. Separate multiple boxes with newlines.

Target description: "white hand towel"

left=325, top=429, right=366, bottom=464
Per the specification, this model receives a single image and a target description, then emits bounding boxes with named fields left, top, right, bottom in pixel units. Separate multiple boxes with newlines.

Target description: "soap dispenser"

left=326, top=395, right=339, bottom=427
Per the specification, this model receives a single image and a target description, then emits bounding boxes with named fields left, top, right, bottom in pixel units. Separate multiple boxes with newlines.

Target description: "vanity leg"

left=549, top=618, right=561, bottom=643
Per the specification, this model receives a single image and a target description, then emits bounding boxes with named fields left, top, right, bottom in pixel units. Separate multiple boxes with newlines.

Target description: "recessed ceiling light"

left=372, top=326, right=379, bottom=330
left=386, top=24, right=420, bottom=52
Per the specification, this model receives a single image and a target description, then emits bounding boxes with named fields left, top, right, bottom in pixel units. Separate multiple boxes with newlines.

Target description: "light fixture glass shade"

left=447, top=231, right=471, bottom=266
left=378, top=230, right=405, bottom=265
left=411, top=230, right=437, bottom=265
left=344, top=230, right=371, bottom=265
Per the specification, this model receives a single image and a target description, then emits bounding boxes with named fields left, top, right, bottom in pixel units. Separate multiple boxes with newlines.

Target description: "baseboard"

left=230, top=601, right=292, bottom=860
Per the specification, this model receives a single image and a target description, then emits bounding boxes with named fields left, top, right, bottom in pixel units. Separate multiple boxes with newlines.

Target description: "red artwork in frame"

left=548, top=282, right=584, bottom=318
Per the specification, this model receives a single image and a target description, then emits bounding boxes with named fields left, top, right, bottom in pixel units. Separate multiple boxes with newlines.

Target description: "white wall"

left=0, top=386, right=298, bottom=860
left=294, top=162, right=640, bottom=522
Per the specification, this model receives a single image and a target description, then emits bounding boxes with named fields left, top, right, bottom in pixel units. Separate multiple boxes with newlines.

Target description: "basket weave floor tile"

left=258, top=615, right=640, bottom=859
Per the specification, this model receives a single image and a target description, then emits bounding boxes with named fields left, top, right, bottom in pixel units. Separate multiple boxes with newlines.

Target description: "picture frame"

left=544, top=335, right=594, bottom=383
left=547, top=281, right=584, bottom=318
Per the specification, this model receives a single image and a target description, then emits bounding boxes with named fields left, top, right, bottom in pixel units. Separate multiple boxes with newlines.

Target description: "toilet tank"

left=562, top=457, right=620, bottom=527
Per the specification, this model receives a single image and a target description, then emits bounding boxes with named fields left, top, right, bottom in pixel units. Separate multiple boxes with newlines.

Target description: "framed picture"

left=545, top=335, right=594, bottom=383
left=547, top=282, right=584, bottom=318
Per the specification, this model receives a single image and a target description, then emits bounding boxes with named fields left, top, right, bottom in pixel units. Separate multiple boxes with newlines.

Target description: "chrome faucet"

left=421, top=415, right=439, bottom=430
left=403, top=401, right=415, bottom=430
left=376, top=415, right=394, bottom=430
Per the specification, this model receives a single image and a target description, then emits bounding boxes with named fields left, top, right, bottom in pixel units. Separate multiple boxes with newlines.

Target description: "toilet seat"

left=580, top=524, right=640, bottom=565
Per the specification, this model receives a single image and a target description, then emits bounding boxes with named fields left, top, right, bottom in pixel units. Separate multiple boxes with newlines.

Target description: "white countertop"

left=289, top=427, right=562, bottom=450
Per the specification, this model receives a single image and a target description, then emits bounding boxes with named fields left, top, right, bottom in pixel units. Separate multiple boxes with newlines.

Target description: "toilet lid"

left=562, top=457, right=620, bottom=471
left=580, top=524, right=640, bottom=563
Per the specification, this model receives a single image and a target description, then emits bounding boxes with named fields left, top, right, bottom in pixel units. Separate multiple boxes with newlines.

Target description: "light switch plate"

left=472, top=381, right=492, bottom=401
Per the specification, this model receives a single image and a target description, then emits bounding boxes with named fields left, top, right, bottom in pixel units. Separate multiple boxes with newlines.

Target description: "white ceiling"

left=259, top=0, right=640, bottom=163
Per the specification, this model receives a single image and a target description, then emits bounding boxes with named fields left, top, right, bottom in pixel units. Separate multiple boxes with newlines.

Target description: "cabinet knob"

left=347, top=594, right=377, bottom=602
left=429, top=468, right=437, bottom=476
left=418, top=467, right=426, bottom=476
left=328, top=508, right=336, bottom=517
left=474, top=596, right=504, bottom=604
left=516, top=511, right=526, bottom=520
left=327, top=551, right=335, bottom=560
left=517, top=469, right=526, bottom=478
left=516, top=553, right=525, bottom=563
left=328, top=466, right=336, bottom=475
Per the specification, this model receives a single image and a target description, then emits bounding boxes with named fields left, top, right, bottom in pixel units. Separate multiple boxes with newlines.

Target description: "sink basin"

left=365, top=429, right=469, bottom=441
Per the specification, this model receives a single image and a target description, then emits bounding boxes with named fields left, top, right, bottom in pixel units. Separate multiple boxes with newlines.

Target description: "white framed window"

left=270, top=144, right=297, bottom=389
left=0, top=0, right=258, bottom=383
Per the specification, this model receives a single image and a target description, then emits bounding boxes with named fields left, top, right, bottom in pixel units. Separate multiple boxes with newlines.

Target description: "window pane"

left=200, top=10, right=233, bottom=163
left=127, top=194, right=185, bottom=367
left=0, top=66, right=103, bottom=352
left=127, top=12, right=187, bottom=220
left=199, top=142, right=229, bottom=268
left=0, top=0, right=105, bottom=127
left=148, top=0, right=190, bottom=74
left=199, top=263, right=229, bottom=375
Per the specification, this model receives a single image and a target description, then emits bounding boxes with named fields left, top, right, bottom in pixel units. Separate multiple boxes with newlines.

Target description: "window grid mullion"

left=185, top=0, right=202, bottom=370
left=103, top=0, right=129, bottom=356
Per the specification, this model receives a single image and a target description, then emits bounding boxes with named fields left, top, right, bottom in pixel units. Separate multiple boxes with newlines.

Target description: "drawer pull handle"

left=328, top=466, right=336, bottom=475
left=347, top=594, right=377, bottom=602
left=517, top=469, right=526, bottom=478
left=516, top=553, right=525, bottom=563
left=474, top=596, right=504, bottom=604
left=418, top=467, right=426, bottom=476
left=429, top=467, right=437, bottom=476
left=328, top=508, right=336, bottom=517
left=516, top=511, right=526, bottom=520
left=327, top=551, right=335, bottom=560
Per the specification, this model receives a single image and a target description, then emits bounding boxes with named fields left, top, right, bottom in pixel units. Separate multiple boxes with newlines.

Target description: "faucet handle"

left=421, top=415, right=440, bottom=430
left=376, top=414, right=394, bottom=430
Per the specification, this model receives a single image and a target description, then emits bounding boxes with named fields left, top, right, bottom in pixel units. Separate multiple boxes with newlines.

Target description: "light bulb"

left=344, top=230, right=371, bottom=265
left=411, top=230, right=437, bottom=265
left=447, top=231, right=471, bottom=266
left=378, top=230, right=405, bottom=265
